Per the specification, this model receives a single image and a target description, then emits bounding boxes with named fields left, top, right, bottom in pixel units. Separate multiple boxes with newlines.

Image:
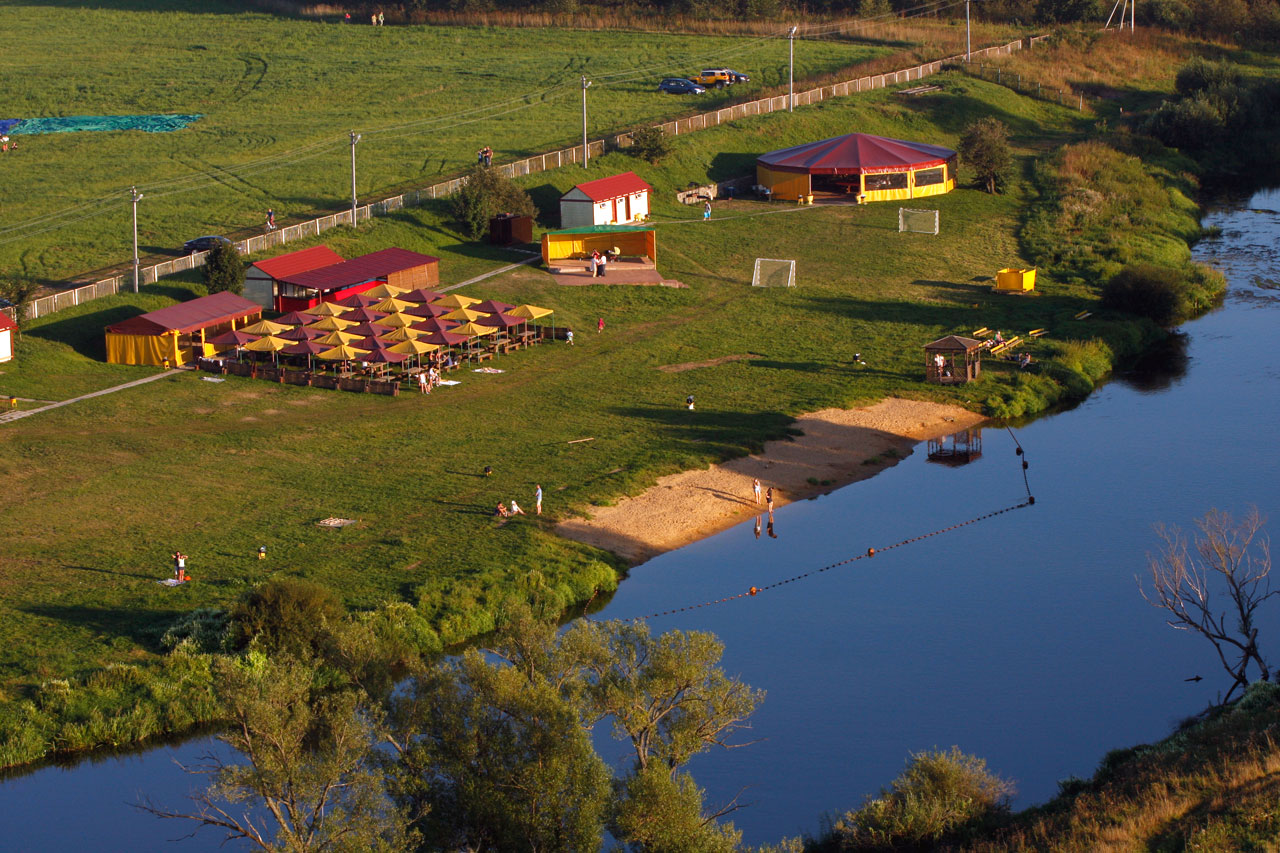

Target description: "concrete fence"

left=5, top=36, right=1038, bottom=324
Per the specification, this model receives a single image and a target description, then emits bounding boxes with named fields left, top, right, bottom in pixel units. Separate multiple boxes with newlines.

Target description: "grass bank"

left=0, top=47, right=1234, bottom=766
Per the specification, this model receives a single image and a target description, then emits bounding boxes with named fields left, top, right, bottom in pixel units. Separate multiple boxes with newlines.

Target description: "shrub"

left=203, top=240, right=244, bottom=295
left=1174, top=57, right=1243, bottom=97
left=626, top=125, right=671, bottom=164
left=958, top=117, right=1011, bottom=194
left=828, top=747, right=1014, bottom=847
left=451, top=166, right=537, bottom=240
left=1102, top=264, right=1191, bottom=326
left=228, top=577, right=344, bottom=659
left=161, top=608, right=230, bottom=654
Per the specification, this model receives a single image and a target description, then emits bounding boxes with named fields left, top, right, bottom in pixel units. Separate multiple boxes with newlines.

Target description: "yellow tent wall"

left=106, top=331, right=183, bottom=366
left=756, top=165, right=810, bottom=201
left=542, top=231, right=656, bottom=265
left=858, top=166, right=955, bottom=204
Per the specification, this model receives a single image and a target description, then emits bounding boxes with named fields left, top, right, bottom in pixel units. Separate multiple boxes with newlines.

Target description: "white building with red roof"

left=244, top=245, right=345, bottom=310
left=559, top=171, right=652, bottom=228
left=0, top=311, right=16, bottom=364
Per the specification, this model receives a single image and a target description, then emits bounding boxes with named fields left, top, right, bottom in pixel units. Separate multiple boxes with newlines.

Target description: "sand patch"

left=262, top=409, right=282, bottom=416
left=657, top=353, right=759, bottom=373
left=556, top=398, right=985, bottom=566
left=240, top=416, right=260, bottom=422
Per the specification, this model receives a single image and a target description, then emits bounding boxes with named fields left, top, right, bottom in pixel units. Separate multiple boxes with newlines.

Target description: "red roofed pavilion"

left=560, top=171, right=652, bottom=228
left=274, top=247, right=440, bottom=313
left=756, top=133, right=957, bottom=203
left=244, top=245, right=344, bottom=311
left=105, top=291, right=261, bottom=366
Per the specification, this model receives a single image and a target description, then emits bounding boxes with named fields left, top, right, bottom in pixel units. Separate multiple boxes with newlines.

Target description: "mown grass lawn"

left=0, top=72, right=1118, bottom=698
left=0, top=0, right=894, bottom=283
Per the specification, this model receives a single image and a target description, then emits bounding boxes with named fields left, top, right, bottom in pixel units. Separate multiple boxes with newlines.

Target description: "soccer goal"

left=752, top=258, right=796, bottom=288
left=899, top=208, right=940, bottom=235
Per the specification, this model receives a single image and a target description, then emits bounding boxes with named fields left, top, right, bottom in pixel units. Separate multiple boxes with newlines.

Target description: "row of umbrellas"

left=206, top=284, right=555, bottom=371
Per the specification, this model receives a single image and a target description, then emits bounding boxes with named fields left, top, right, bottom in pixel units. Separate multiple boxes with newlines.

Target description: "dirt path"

left=556, top=398, right=985, bottom=565
left=0, top=370, right=174, bottom=424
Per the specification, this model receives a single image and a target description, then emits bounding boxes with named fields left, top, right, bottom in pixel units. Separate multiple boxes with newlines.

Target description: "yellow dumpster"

left=995, top=267, right=1036, bottom=292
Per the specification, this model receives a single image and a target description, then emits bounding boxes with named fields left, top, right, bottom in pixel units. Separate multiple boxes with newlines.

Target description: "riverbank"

left=557, top=399, right=985, bottom=565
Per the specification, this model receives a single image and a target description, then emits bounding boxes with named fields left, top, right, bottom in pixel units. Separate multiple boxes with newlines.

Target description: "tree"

left=204, top=239, right=245, bottom=295
left=141, top=654, right=413, bottom=852
left=1142, top=508, right=1277, bottom=703
left=228, top=577, right=345, bottom=660
left=611, top=764, right=742, bottom=853
left=626, top=126, right=671, bottom=164
left=958, top=117, right=1011, bottom=194
left=452, top=166, right=538, bottom=241
left=0, top=276, right=40, bottom=330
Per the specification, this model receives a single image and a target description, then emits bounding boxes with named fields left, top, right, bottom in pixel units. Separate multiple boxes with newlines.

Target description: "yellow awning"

left=303, top=302, right=347, bottom=317
left=314, top=330, right=361, bottom=346
left=435, top=293, right=480, bottom=309
left=363, top=283, right=409, bottom=299
left=243, top=335, right=290, bottom=352
left=390, top=339, right=440, bottom=355
left=239, top=319, right=290, bottom=336
left=380, top=327, right=422, bottom=342
left=508, top=304, right=554, bottom=320
left=372, top=297, right=414, bottom=313
left=454, top=322, right=497, bottom=337
left=441, top=307, right=486, bottom=323
left=308, top=315, right=356, bottom=332
left=318, top=344, right=371, bottom=360
left=377, top=313, right=416, bottom=329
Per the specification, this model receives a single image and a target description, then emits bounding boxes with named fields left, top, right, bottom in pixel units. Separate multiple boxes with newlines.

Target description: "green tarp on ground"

left=0, top=114, right=201, bottom=135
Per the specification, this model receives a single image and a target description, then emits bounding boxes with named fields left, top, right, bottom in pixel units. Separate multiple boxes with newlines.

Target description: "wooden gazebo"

left=924, top=335, right=983, bottom=384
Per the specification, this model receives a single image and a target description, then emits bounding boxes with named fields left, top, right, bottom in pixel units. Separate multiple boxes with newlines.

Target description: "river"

left=2, top=189, right=1278, bottom=850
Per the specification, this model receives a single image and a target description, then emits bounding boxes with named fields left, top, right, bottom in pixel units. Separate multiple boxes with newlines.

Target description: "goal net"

left=752, top=258, right=796, bottom=288
left=899, top=208, right=940, bottom=235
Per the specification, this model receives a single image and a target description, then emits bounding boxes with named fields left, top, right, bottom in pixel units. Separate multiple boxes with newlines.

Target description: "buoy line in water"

left=609, top=431, right=1036, bottom=622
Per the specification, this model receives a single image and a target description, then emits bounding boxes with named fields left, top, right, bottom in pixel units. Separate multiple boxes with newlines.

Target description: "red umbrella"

left=354, top=336, right=394, bottom=351
left=398, top=288, right=447, bottom=303
left=274, top=311, right=312, bottom=326
left=411, top=318, right=460, bottom=333
left=278, top=325, right=325, bottom=341
left=364, top=348, right=408, bottom=365
left=421, top=330, right=469, bottom=346
left=473, top=299, right=516, bottom=315
left=475, top=312, right=523, bottom=329
left=208, top=329, right=260, bottom=346
left=341, top=307, right=388, bottom=323
left=346, top=321, right=393, bottom=337
left=405, top=302, right=450, bottom=318
left=336, top=293, right=381, bottom=308
left=282, top=339, right=329, bottom=371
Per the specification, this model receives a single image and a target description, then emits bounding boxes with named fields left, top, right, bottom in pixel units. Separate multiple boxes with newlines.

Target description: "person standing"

left=588, top=252, right=598, bottom=278
left=752, top=478, right=761, bottom=505
left=418, top=371, right=429, bottom=394
left=703, top=200, right=711, bottom=221
left=257, top=546, right=267, bottom=560
left=597, top=252, right=607, bottom=278
left=566, top=330, right=574, bottom=346
left=765, top=487, right=774, bottom=513
left=597, top=317, right=605, bottom=334
left=686, top=394, right=695, bottom=410
left=534, top=484, right=543, bottom=515
left=266, top=208, right=276, bottom=230
left=377, top=10, right=385, bottom=25
left=172, top=551, right=187, bottom=581
left=371, top=12, right=377, bottom=24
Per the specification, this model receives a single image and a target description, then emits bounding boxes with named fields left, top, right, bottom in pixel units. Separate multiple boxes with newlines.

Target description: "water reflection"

left=927, top=428, right=984, bottom=466
left=1116, top=332, right=1190, bottom=393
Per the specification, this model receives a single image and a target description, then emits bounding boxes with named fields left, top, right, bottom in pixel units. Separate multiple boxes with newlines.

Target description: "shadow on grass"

left=608, top=404, right=792, bottom=457
left=62, top=564, right=156, bottom=581
left=20, top=604, right=185, bottom=650
left=27, top=305, right=147, bottom=358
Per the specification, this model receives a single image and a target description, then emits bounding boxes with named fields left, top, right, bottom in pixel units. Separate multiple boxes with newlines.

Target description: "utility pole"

left=1131, top=0, right=1136, bottom=32
left=788, top=26, right=798, bottom=112
left=130, top=186, right=143, bottom=293
left=965, top=0, right=971, bottom=62
left=349, top=130, right=361, bottom=227
left=581, top=76, right=592, bottom=168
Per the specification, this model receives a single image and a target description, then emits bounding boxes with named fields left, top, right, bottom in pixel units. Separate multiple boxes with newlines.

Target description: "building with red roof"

left=273, top=247, right=440, bottom=313
left=0, top=311, right=16, bottom=364
left=559, top=171, right=652, bottom=228
left=244, top=245, right=344, bottom=311
left=105, top=291, right=261, bottom=366
left=756, top=133, right=957, bottom=203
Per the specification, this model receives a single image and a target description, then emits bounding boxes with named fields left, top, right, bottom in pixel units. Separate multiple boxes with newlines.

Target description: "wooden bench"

left=1028, top=328, right=1048, bottom=338
left=972, top=327, right=992, bottom=339
left=1074, top=310, right=1092, bottom=320
left=990, top=336, right=1022, bottom=357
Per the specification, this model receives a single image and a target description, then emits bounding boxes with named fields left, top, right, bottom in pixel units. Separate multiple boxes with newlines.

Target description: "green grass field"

left=0, top=0, right=898, bottom=283
left=0, top=69, right=1142, bottom=704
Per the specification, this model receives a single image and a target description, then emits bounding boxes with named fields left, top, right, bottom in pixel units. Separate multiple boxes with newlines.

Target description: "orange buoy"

left=867, top=547, right=876, bottom=557
left=749, top=586, right=759, bottom=596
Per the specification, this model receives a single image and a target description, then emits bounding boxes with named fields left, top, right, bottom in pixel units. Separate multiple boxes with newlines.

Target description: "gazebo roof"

left=758, top=133, right=956, bottom=176
left=924, top=335, right=983, bottom=352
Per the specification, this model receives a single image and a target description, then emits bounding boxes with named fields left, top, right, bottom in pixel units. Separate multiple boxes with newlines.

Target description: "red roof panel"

left=758, top=133, right=956, bottom=176
left=0, top=312, right=16, bottom=333
left=252, top=246, right=344, bottom=280
left=277, top=248, right=440, bottom=292
left=106, top=292, right=261, bottom=336
left=566, top=171, right=652, bottom=202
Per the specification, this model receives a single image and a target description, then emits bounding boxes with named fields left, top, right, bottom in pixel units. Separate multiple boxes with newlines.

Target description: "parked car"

left=691, top=68, right=737, bottom=89
left=723, top=68, right=750, bottom=83
left=658, top=77, right=706, bottom=95
left=183, top=235, right=233, bottom=255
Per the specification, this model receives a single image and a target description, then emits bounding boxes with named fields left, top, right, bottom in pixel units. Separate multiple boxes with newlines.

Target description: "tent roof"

left=0, top=312, right=16, bottom=333
left=546, top=225, right=654, bottom=236
left=924, top=335, right=983, bottom=352
left=563, top=171, right=652, bottom=203
left=106, top=292, right=261, bottom=336
left=277, top=248, right=440, bottom=291
left=758, top=133, right=957, bottom=176
left=251, top=246, right=344, bottom=280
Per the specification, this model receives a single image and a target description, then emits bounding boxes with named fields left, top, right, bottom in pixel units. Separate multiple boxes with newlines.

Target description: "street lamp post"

left=788, top=26, right=798, bottom=112
left=965, top=0, right=971, bottom=62
left=349, top=130, right=362, bottom=227
left=130, top=186, right=144, bottom=293
left=581, top=76, right=592, bottom=168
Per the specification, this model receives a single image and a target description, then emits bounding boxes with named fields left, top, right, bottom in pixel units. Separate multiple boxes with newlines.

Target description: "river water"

left=2, top=190, right=1278, bottom=850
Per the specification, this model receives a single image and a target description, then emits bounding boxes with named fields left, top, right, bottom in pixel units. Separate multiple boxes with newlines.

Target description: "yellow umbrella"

left=363, top=283, right=409, bottom=299
left=315, top=330, right=361, bottom=346
left=390, top=339, right=440, bottom=355
left=508, top=304, right=554, bottom=320
left=239, top=319, right=290, bottom=336
left=441, top=307, right=486, bottom=323
left=304, top=302, right=347, bottom=317
left=435, top=293, right=480, bottom=309
left=380, top=326, right=422, bottom=342
left=317, top=344, right=371, bottom=361
left=372, top=296, right=414, bottom=314
left=243, top=335, right=290, bottom=352
left=455, top=322, right=497, bottom=337
left=377, top=312, right=417, bottom=329
left=308, top=315, right=356, bottom=332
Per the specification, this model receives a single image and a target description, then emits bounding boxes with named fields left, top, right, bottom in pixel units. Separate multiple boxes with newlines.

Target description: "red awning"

left=276, top=248, right=439, bottom=292
left=757, top=133, right=956, bottom=176
left=106, top=292, right=261, bottom=336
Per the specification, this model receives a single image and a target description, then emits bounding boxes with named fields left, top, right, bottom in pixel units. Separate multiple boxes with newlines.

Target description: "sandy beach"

left=556, top=398, right=986, bottom=566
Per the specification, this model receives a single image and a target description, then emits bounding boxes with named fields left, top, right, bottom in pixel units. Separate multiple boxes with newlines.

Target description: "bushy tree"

left=612, top=765, right=742, bottom=853
left=228, top=577, right=345, bottom=659
left=627, top=126, right=671, bottom=164
left=1102, top=264, right=1191, bottom=326
left=452, top=166, right=537, bottom=240
left=203, top=240, right=245, bottom=295
left=958, top=117, right=1011, bottom=194
left=0, top=276, right=40, bottom=329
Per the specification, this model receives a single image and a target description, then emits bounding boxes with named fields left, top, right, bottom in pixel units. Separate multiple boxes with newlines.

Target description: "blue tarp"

left=0, top=114, right=201, bottom=135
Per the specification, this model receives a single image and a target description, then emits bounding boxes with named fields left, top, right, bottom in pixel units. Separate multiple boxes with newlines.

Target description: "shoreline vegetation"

left=0, top=17, right=1273, bottom=848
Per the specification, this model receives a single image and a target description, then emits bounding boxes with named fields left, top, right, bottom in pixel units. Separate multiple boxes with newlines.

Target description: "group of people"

left=1, top=135, right=18, bottom=153
left=477, top=146, right=493, bottom=167
left=751, top=478, right=778, bottom=539
left=415, top=365, right=442, bottom=394
left=588, top=249, right=609, bottom=278
left=495, top=484, right=543, bottom=518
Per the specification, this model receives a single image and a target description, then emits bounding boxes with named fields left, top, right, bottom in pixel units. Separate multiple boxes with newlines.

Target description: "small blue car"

left=658, top=77, right=706, bottom=95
